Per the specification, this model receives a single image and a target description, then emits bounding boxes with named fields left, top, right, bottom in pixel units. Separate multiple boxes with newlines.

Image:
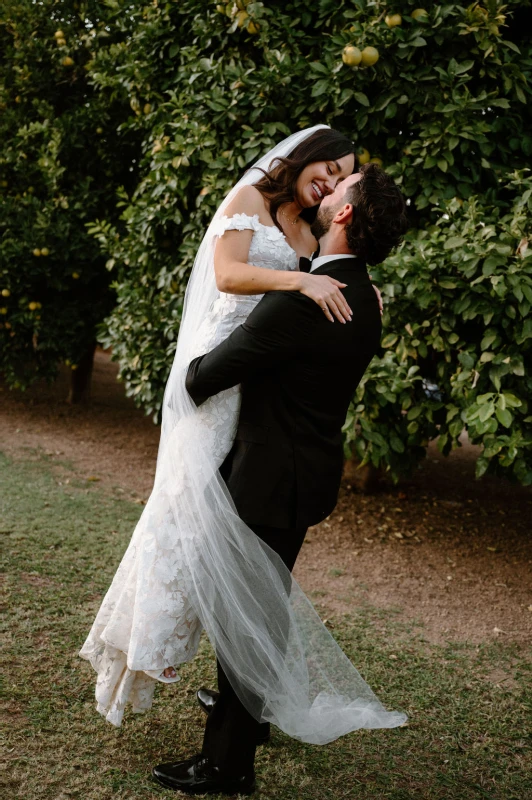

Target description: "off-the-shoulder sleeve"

left=211, top=213, right=261, bottom=237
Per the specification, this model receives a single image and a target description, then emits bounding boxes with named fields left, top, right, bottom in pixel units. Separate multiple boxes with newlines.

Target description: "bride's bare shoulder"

left=223, top=185, right=267, bottom=218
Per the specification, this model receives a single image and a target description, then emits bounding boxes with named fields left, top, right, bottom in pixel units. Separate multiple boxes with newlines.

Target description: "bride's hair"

left=254, top=128, right=356, bottom=229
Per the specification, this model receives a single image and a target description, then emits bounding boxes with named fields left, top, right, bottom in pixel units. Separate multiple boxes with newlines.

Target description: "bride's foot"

left=163, top=667, right=177, bottom=679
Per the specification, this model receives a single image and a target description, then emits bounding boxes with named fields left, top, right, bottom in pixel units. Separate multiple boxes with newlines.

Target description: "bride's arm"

left=214, top=186, right=352, bottom=324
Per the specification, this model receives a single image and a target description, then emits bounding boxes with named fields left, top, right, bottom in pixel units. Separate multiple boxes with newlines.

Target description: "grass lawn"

left=2, top=450, right=530, bottom=800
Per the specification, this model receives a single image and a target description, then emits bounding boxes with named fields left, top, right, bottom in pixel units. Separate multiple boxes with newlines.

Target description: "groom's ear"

left=333, top=203, right=354, bottom=225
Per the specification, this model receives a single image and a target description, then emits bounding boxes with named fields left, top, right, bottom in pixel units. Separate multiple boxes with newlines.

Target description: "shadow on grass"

left=2, top=452, right=529, bottom=800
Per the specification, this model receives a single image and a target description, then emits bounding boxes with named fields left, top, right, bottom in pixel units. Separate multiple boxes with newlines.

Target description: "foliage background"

left=0, top=0, right=138, bottom=392
left=2, top=0, right=532, bottom=482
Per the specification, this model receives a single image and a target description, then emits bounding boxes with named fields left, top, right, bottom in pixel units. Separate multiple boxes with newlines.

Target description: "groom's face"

left=310, top=173, right=362, bottom=241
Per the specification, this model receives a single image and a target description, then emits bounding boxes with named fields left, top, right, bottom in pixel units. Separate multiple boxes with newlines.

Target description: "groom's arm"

left=186, top=291, right=317, bottom=407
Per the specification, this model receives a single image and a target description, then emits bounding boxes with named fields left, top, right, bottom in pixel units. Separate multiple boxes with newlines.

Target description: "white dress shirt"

left=310, top=253, right=355, bottom=272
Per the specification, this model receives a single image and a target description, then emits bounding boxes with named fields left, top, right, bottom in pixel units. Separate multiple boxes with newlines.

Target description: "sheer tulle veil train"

left=79, top=124, right=407, bottom=741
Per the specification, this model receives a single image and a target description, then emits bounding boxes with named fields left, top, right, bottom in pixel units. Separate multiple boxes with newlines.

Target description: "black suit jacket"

left=186, top=257, right=381, bottom=530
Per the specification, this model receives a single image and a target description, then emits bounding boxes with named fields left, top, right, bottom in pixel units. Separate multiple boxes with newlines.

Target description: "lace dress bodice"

left=189, top=213, right=299, bottom=465
left=197, top=213, right=299, bottom=349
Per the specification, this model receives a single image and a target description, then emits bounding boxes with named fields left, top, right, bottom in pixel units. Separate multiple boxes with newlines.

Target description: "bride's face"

left=295, top=153, right=355, bottom=208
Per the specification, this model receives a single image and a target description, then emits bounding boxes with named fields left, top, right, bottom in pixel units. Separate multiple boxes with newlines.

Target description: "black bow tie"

left=299, top=247, right=320, bottom=273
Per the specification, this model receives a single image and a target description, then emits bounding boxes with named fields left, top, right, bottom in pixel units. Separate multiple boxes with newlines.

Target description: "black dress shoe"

left=197, top=686, right=219, bottom=714
left=152, top=753, right=256, bottom=796
left=196, top=687, right=271, bottom=745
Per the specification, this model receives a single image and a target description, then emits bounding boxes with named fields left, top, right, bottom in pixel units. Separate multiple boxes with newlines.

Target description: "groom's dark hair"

left=344, top=163, right=408, bottom=266
left=254, top=128, right=357, bottom=231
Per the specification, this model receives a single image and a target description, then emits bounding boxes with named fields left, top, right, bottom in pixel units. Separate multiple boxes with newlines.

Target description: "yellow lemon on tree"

left=54, top=30, right=65, bottom=39
left=62, top=56, right=74, bottom=67
left=342, top=46, right=362, bottom=66
left=56, top=38, right=67, bottom=47
left=0, top=307, right=7, bottom=314
left=72, top=272, right=80, bottom=279
left=385, top=14, right=402, bottom=27
left=236, top=11, right=249, bottom=27
left=143, top=103, right=152, bottom=114
left=96, top=127, right=103, bottom=134
left=370, top=157, right=383, bottom=166
left=40, top=247, right=49, bottom=256
left=361, top=47, right=379, bottom=66
left=412, top=8, right=429, bottom=21
left=28, top=301, right=38, bottom=311
left=248, top=21, right=259, bottom=34
left=357, top=148, right=370, bottom=165
left=1, top=289, right=10, bottom=297
left=32, top=248, right=41, bottom=257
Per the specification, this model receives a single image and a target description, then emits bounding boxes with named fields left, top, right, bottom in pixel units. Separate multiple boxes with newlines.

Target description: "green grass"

left=1, top=450, right=530, bottom=800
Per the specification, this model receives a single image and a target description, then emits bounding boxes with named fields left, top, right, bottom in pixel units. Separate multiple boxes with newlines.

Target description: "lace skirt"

left=79, top=295, right=260, bottom=726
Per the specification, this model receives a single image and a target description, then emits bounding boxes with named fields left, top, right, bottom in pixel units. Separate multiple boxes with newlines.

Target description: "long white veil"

left=80, top=125, right=407, bottom=740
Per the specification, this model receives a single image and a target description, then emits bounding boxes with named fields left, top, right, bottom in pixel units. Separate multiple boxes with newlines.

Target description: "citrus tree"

left=0, top=0, right=138, bottom=400
left=87, top=0, right=532, bottom=482
left=11, top=0, right=531, bottom=482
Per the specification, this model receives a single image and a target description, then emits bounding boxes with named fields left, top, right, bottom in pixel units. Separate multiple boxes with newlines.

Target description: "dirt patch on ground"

left=1, top=349, right=531, bottom=646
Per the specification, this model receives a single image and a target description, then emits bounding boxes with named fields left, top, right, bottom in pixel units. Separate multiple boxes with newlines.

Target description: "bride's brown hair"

left=254, top=128, right=357, bottom=230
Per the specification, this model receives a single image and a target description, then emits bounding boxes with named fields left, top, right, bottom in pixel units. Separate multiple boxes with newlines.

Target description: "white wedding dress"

left=80, top=125, right=406, bottom=740
left=79, top=213, right=299, bottom=726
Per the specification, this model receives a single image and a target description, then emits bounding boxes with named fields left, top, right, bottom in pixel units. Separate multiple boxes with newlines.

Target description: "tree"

left=0, top=0, right=138, bottom=401
left=7, top=1, right=531, bottom=483
left=88, top=1, right=532, bottom=482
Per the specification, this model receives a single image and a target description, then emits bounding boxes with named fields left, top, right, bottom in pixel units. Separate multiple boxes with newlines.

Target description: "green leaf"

left=381, top=333, right=399, bottom=348
left=444, top=237, right=466, bottom=250
left=490, top=98, right=510, bottom=109
left=439, top=280, right=457, bottom=289
left=390, top=434, right=405, bottom=453
left=496, top=407, right=513, bottom=428
left=455, top=60, right=474, bottom=74
left=475, top=457, right=490, bottom=478
left=354, top=92, right=370, bottom=107
left=503, top=393, right=522, bottom=409
left=479, top=403, right=495, bottom=423
left=501, top=40, right=520, bottom=54
left=311, top=79, right=330, bottom=98
left=481, top=332, right=497, bottom=350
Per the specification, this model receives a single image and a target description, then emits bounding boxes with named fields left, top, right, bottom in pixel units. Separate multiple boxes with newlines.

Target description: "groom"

left=153, top=163, right=408, bottom=795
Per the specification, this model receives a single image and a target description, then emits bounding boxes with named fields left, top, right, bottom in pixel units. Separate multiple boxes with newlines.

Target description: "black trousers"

left=201, top=523, right=308, bottom=776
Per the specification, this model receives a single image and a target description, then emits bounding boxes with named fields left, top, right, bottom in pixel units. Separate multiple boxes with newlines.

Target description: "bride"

left=80, top=125, right=406, bottom=740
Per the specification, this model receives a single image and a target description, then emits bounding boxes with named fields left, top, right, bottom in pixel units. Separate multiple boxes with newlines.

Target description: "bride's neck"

left=279, top=200, right=302, bottom=224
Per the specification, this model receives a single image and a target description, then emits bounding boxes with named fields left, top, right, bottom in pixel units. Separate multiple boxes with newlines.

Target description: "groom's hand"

left=369, top=277, right=383, bottom=316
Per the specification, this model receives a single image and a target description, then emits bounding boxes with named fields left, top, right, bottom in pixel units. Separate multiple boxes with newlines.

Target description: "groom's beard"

left=310, top=205, right=337, bottom=241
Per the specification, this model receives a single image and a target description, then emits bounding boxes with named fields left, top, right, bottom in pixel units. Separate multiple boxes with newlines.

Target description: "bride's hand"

left=297, top=273, right=353, bottom=323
